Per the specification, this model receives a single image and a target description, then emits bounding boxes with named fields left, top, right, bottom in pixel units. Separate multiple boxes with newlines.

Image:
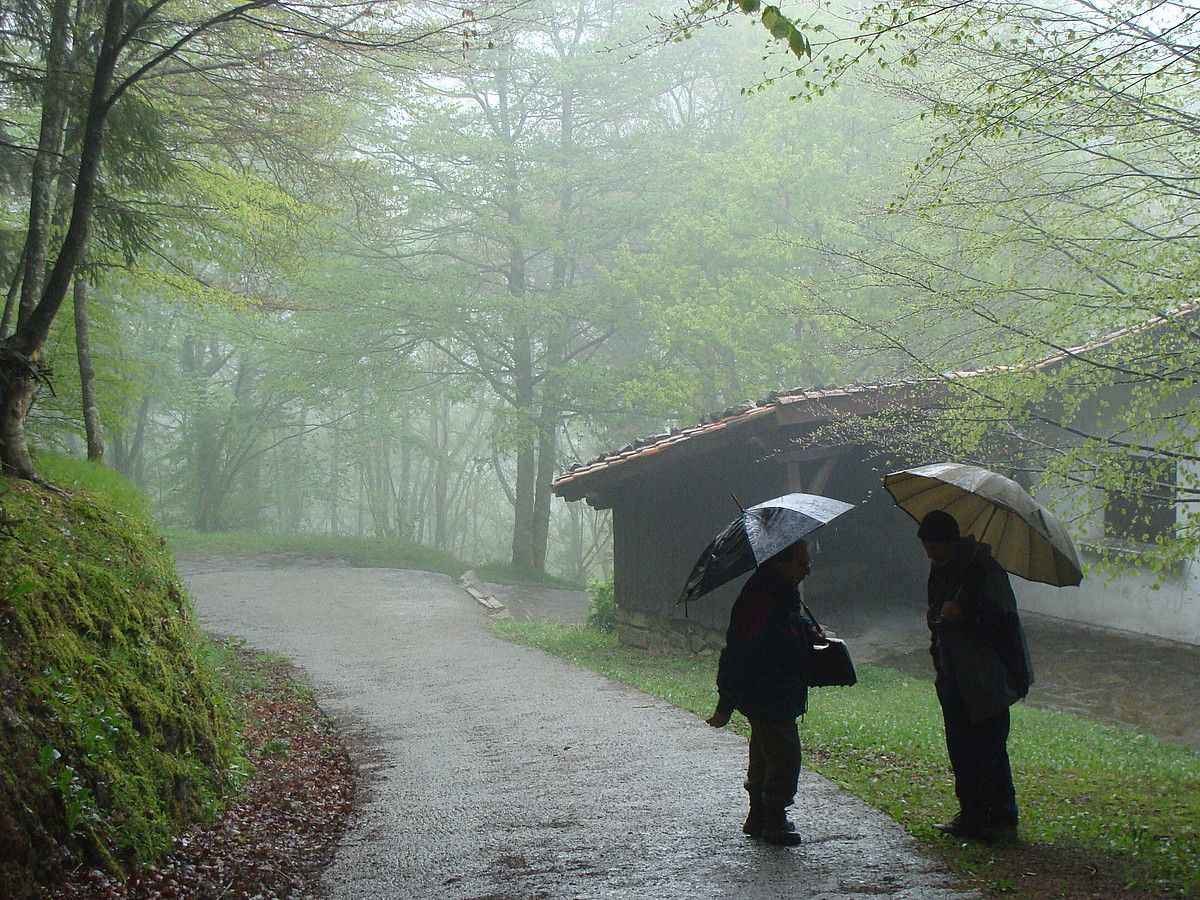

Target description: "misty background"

left=4, top=0, right=1196, bottom=584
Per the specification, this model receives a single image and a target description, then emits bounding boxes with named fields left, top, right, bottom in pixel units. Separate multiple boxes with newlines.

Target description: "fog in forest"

left=4, top=0, right=1199, bottom=584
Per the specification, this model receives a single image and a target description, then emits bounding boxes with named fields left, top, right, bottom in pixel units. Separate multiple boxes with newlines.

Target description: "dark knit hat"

left=917, top=509, right=960, bottom=543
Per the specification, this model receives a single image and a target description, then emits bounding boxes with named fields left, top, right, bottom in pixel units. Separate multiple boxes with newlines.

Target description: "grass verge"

left=167, top=529, right=467, bottom=579
left=56, top=638, right=355, bottom=898
left=168, top=532, right=587, bottom=589
left=470, top=561, right=585, bottom=590
left=493, top=620, right=1200, bottom=899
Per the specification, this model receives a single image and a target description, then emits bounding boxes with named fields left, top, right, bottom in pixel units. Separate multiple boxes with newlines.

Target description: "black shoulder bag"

left=801, top=599, right=857, bottom=687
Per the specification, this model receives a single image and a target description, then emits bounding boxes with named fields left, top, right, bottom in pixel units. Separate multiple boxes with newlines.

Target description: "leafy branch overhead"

left=677, top=0, right=812, bottom=59
left=740, top=0, right=812, bottom=58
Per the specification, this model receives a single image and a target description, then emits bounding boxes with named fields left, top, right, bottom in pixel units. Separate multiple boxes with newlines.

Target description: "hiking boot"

left=742, top=807, right=764, bottom=837
left=760, top=827, right=802, bottom=846
left=743, top=789, right=764, bottom=837
left=759, top=810, right=802, bottom=846
left=745, top=812, right=796, bottom=838
left=933, top=811, right=989, bottom=840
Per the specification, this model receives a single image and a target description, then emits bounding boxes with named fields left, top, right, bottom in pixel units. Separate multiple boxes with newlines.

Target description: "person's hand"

left=939, top=600, right=963, bottom=623
left=706, top=710, right=731, bottom=728
left=809, top=624, right=826, bottom=643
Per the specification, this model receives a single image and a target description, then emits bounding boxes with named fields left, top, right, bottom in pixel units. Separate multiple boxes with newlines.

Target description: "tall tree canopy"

left=0, top=0, right=458, bottom=478
left=798, top=0, right=1200, bottom=568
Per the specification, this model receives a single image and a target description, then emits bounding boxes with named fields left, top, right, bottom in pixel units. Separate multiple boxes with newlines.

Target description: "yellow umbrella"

left=884, top=462, right=1083, bottom=587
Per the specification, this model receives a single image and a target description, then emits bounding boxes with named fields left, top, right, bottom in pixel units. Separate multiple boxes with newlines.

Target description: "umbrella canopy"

left=884, top=462, right=1083, bottom=587
left=678, top=493, right=854, bottom=605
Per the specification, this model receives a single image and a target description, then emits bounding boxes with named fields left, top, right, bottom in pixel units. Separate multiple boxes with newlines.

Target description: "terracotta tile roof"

left=553, top=403, right=772, bottom=488
left=551, top=382, right=908, bottom=494
left=552, top=303, right=1199, bottom=496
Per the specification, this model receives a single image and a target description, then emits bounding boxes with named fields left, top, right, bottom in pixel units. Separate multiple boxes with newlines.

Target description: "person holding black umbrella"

left=704, top=539, right=823, bottom=847
left=682, top=493, right=853, bottom=845
left=917, top=509, right=1035, bottom=843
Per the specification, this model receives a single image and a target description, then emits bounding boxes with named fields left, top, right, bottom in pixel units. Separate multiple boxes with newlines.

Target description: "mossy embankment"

left=0, top=457, right=238, bottom=897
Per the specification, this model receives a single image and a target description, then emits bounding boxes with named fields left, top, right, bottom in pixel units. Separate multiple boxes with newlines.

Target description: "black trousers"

left=745, top=718, right=802, bottom=811
left=936, top=680, right=1018, bottom=824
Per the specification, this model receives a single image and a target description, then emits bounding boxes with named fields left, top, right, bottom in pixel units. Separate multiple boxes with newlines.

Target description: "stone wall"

left=617, top=606, right=724, bottom=656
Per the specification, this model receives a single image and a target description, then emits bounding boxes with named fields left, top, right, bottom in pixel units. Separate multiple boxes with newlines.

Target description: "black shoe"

left=746, top=819, right=796, bottom=839
left=758, top=809, right=801, bottom=845
left=742, top=811, right=764, bottom=837
left=760, top=827, right=802, bottom=846
left=933, top=812, right=988, bottom=840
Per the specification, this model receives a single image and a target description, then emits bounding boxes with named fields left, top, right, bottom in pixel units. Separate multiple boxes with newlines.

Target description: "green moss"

left=0, top=465, right=237, bottom=895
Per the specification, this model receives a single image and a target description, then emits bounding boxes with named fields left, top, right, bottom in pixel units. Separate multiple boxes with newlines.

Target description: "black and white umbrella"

left=677, top=492, right=854, bottom=605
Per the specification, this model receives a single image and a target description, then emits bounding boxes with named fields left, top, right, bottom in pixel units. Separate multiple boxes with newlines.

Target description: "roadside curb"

left=459, top=570, right=509, bottom=616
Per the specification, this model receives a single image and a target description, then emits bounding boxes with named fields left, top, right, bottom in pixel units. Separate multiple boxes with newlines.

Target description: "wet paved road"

left=183, top=561, right=974, bottom=900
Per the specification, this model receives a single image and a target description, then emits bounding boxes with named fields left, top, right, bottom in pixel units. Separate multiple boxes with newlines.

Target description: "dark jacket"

left=715, top=567, right=816, bottom=721
left=928, top=537, right=1035, bottom=721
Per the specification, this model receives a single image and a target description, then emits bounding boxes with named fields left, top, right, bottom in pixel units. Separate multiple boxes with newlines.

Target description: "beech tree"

left=351, top=0, right=692, bottom=571
left=795, top=0, right=1200, bottom=567
left=0, top=0, right=458, bottom=479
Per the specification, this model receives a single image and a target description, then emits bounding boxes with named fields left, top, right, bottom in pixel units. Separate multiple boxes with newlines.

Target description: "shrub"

left=586, top=580, right=617, bottom=633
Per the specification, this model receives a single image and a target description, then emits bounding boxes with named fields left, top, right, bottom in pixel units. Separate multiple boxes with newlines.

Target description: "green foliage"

left=676, top=0, right=810, bottom=62
left=0, top=465, right=238, bottom=893
left=757, top=0, right=1200, bottom=574
left=585, top=580, right=617, bottom=633
left=494, top=621, right=1200, bottom=897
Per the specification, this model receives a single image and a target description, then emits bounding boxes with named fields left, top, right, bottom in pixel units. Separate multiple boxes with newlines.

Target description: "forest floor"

left=52, top=646, right=356, bottom=900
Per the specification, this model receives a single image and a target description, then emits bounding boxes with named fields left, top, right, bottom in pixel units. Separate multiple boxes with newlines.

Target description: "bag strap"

left=799, top=597, right=821, bottom=632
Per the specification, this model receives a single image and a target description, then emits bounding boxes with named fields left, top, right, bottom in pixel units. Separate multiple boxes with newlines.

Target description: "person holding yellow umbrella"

left=886, top=463, right=1081, bottom=843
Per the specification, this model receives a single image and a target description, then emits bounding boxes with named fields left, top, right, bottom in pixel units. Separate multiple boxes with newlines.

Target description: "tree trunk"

left=112, top=392, right=150, bottom=479
left=376, top=431, right=394, bottom=536
left=329, top=421, right=341, bottom=534
left=130, top=393, right=150, bottom=484
left=193, top=410, right=221, bottom=531
left=0, top=352, right=39, bottom=477
left=73, top=273, right=104, bottom=461
left=530, top=404, right=558, bottom=573
left=291, top=403, right=308, bottom=530
left=413, top=456, right=429, bottom=544
left=18, top=0, right=74, bottom=328
left=492, top=50, right=539, bottom=572
left=3, top=0, right=126, bottom=478
left=566, top=499, right=585, bottom=583
left=510, top=328, right=537, bottom=571
left=396, top=424, right=412, bottom=540
left=432, top=398, right=449, bottom=550
left=1, top=250, right=25, bottom=338
left=524, top=82, right=577, bottom=574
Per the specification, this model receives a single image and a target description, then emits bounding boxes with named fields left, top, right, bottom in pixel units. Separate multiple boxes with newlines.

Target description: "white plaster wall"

left=1020, top=384, right=1200, bottom=646
left=1020, top=564, right=1200, bottom=645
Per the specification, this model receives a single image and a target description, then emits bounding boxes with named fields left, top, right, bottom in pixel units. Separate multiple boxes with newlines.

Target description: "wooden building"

left=551, top=384, right=938, bottom=653
left=551, top=308, right=1200, bottom=651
